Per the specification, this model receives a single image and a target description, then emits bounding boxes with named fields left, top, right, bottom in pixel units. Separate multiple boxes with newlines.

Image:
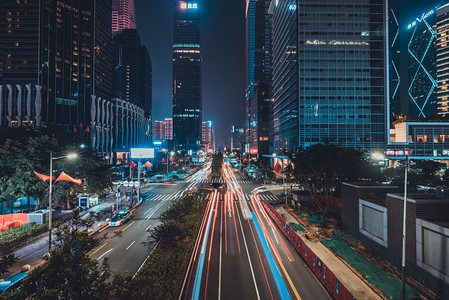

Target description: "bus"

left=109, top=210, right=132, bottom=227
left=0, top=273, right=28, bottom=296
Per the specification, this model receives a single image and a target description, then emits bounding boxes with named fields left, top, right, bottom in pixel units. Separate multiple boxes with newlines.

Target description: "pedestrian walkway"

left=275, top=205, right=382, bottom=300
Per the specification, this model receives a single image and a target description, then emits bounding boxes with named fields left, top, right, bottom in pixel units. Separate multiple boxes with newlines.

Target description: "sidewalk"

left=275, top=205, right=382, bottom=300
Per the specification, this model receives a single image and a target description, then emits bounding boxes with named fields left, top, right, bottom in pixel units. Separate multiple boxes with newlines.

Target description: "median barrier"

left=264, top=203, right=356, bottom=300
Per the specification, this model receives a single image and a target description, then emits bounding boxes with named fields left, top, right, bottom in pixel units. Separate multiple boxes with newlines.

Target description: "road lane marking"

left=236, top=203, right=261, bottom=300
left=98, top=224, right=110, bottom=233
left=90, top=242, right=108, bottom=257
left=192, top=189, right=218, bottom=300
left=98, top=248, right=113, bottom=260
left=122, top=221, right=135, bottom=232
left=126, top=241, right=136, bottom=250
left=146, top=224, right=152, bottom=231
left=251, top=212, right=291, bottom=300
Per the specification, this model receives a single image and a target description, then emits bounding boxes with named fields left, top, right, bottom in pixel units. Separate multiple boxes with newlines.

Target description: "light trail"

left=191, top=189, right=218, bottom=300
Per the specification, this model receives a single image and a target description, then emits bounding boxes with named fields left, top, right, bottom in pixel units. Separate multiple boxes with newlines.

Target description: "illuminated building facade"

left=153, top=120, right=165, bottom=141
left=172, top=1, right=202, bottom=151
left=407, top=7, right=438, bottom=118
left=0, top=0, right=113, bottom=136
left=389, top=0, right=401, bottom=118
left=245, top=0, right=272, bottom=160
left=269, top=0, right=298, bottom=154
left=437, top=3, right=449, bottom=117
left=165, top=118, right=173, bottom=140
left=201, top=121, right=214, bottom=151
left=270, top=0, right=387, bottom=152
left=112, top=0, right=136, bottom=33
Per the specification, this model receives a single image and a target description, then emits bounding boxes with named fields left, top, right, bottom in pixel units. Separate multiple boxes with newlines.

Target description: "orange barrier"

left=264, top=203, right=356, bottom=300
left=0, top=213, right=29, bottom=232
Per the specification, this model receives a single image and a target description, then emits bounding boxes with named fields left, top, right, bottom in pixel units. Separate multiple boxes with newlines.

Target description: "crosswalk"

left=244, top=193, right=279, bottom=202
left=178, top=179, right=254, bottom=184
left=145, top=192, right=209, bottom=202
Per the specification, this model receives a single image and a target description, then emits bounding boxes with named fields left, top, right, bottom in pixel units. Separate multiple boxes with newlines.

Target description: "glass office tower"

left=270, top=0, right=387, bottom=152
left=269, top=0, right=298, bottom=154
left=172, top=1, right=202, bottom=151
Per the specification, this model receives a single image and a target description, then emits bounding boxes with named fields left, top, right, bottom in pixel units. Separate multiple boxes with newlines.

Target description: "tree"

left=0, top=135, right=59, bottom=207
left=5, top=211, right=110, bottom=299
left=291, top=144, right=381, bottom=226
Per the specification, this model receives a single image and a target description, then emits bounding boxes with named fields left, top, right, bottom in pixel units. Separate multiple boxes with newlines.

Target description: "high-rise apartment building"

left=0, top=0, right=112, bottom=135
left=245, top=0, right=272, bottom=160
left=153, top=120, right=165, bottom=141
left=437, top=3, right=449, bottom=117
left=269, top=0, right=387, bottom=153
left=165, top=118, right=173, bottom=140
left=202, top=121, right=212, bottom=151
left=112, top=0, right=136, bottom=33
left=172, top=1, right=202, bottom=151
left=112, top=29, right=152, bottom=119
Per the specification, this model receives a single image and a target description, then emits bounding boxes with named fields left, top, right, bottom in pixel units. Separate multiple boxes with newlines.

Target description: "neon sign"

left=180, top=2, right=198, bottom=10
left=407, top=9, right=434, bottom=30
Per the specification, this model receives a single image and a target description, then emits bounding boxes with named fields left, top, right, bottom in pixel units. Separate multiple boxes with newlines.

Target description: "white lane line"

left=146, top=224, right=152, bottom=231
left=126, top=241, right=136, bottom=250
left=98, top=248, right=113, bottom=260
left=219, top=199, right=223, bottom=300
left=235, top=202, right=261, bottom=300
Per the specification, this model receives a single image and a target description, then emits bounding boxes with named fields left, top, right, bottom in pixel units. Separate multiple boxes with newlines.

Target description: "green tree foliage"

left=5, top=212, right=110, bottom=299
left=211, top=152, right=223, bottom=178
left=382, top=160, right=444, bottom=193
left=0, top=135, right=114, bottom=207
left=291, top=144, right=381, bottom=225
left=0, top=136, right=59, bottom=206
left=131, top=193, right=207, bottom=299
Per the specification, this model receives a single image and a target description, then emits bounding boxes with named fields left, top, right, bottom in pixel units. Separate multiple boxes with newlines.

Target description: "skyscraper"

left=245, top=0, right=272, bottom=160
left=202, top=121, right=212, bottom=151
left=153, top=120, right=165, bottom=140
left=165, top=118, right=173, bottom=140
left=406, top=7, right=438, bottom=118
left=0, top=0, right=113, bottom=136
left=112, top=29, right=152, bottom=119
left=112, top=0, right=136, bottom=33
left=270, top=0, right=387, bottom=152
left=172, top=1, right=202, bottom=151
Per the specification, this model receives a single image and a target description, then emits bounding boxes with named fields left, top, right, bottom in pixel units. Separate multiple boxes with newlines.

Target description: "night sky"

left=135, top=0, right=440, bottom=147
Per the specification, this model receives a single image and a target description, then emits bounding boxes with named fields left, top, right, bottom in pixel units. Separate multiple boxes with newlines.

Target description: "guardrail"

left=264, top=203, right=357, bottom=300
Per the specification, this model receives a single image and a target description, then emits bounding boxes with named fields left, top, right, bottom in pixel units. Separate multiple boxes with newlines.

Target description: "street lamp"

left=48, top=152, right=77, bottom=252
left=166, top=151, right=175, bottom=178
left=272, top=153, right=287, bottom=205
left=372, top=151, right=408, bottom=300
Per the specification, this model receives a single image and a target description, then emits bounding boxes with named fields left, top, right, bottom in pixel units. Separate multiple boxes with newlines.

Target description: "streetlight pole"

left=282, top=158, right=286, bottom=205
left=401, top=155, right=409, bottom=300
left=48, top=152, right=77, bottom=252
left=137, top=159, right=141, bottom=205
left=48, top=152, right=54, bottom=252
left=166, top=151, right=169, bottom=178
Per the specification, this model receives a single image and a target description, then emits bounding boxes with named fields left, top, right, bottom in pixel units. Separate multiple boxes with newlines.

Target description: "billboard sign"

left=130, top=148, right=155, bottom=159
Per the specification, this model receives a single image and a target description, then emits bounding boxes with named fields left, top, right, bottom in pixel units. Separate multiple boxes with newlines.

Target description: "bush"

left=128, top=194, right=207, bottom=299
left=0, top=222, right=47, bottom=254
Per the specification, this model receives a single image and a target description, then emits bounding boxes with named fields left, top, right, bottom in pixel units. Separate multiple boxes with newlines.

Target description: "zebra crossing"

left=144, top=192, right=209, bottom=202
left=178, top=179, right=254, bottom=184
left=242, top=193, right=279, bottom=202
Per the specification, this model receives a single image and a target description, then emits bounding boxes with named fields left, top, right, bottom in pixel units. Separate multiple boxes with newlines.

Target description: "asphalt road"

left=181, top=166, right=331, bottom=300
left=90, top=163, right=213, bottom=277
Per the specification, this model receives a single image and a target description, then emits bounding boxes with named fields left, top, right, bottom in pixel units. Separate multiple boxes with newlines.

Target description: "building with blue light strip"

left=406, top=7, right=438, bottom=118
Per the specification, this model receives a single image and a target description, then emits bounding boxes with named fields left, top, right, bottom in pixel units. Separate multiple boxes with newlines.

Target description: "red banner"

left=129, top=161, right=137, bottom=167
left=56, top=172, right=82, bottom=185
left=144, top=161, right=153, bottom=168
left=34, top=171, right=52, bottom=182
left=274, top=162, right=281, bottom=173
